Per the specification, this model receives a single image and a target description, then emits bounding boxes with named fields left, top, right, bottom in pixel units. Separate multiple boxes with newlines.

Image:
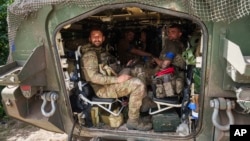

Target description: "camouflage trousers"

left=96, top=78, right=146, bottom=119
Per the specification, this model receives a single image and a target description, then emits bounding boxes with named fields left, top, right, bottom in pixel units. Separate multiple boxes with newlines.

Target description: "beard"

left=91, top=41, right=102, bottom=47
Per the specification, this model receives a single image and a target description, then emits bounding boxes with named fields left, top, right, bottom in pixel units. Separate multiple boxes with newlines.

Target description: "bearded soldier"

left=80, top=27, right=152, bottom=131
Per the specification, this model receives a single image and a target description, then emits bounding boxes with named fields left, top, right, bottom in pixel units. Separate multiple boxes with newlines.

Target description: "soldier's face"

left=161, top=60, right=171, bottom=69
left=167, top=27, right=182, bottom=40
left=89, top=30, right=105, bottom=47
left=126, top=31, right=135, bottom=42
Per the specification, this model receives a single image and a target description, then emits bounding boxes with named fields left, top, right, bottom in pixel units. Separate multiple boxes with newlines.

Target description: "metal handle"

left=210, top=98, right=235, bottom=131
left=41, top=92, right=58, bottom=117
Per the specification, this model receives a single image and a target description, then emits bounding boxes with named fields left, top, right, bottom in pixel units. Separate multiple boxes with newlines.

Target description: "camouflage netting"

left=8, top=0, right=250, bottom=22
left=6, top=0, right=250, bottom=61
left=187, top=0, right=250, bottom=22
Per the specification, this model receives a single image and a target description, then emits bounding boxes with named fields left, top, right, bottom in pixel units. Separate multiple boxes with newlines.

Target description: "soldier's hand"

left=126, top=59, right=134, bottom=67
left=117, top=74, right=132, bottom=83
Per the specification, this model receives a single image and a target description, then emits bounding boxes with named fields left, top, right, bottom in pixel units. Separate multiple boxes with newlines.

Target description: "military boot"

left=140, top=112, right=152, bottom=123
left=140, top=96, right=157, bottom=112
left=126, top=118, right=152, bottom=131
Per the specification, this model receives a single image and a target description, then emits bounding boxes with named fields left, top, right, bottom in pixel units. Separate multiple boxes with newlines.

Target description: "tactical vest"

left=80, top=43, right=108, bottom=64
left=80, top=43, right=120, bottom=76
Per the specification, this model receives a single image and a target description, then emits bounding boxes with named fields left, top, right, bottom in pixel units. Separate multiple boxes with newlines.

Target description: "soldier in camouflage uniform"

left=81, top=27, right=152, bottom=131
left=152, top=24, right=186, bottom=95
left=117, top=29, right=152, bottom=66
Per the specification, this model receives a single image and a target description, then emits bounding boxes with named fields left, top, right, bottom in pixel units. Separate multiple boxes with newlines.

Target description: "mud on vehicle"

left=1, top=0, right=250, bottom=141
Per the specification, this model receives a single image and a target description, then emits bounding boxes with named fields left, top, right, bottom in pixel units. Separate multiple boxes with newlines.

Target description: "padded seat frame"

left=79, top=94, right=125, bottom=116
left=149, top=96, right=182, bottom=115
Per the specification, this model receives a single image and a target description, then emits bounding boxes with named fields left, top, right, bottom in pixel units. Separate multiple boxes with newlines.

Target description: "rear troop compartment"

left=56, top=5, right=203, bottom=139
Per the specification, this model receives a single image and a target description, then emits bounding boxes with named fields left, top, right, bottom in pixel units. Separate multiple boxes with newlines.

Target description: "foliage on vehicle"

left=0, top=0, right=13, bottom=121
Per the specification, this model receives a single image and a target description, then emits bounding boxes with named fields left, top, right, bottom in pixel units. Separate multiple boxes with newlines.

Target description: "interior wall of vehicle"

left=48, top=2, right=210, bottom=140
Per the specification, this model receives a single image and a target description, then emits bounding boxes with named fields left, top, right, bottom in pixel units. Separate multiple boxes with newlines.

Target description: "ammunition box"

left=152, top=110, right=180, bottom=132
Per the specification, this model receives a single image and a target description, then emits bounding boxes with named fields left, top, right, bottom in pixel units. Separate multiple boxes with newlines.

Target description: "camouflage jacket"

left=160, top=39, right=185, bottom=69
left=80, top=43, right=118, bottom=92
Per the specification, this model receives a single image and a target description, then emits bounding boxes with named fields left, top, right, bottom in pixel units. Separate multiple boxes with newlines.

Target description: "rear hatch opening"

left=53, top=4, right=206, bottom=139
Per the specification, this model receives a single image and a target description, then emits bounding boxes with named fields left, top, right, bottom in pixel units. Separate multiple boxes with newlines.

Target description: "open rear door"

left=0, top=45, right=64, bottom=133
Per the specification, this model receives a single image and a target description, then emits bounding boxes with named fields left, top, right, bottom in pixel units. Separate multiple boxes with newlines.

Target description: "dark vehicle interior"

left=55, top=6, right=202, bottom=136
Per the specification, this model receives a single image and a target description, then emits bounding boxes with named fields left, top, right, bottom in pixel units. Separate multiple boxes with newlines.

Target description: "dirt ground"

left=0, top=119, right=68, bottom=141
